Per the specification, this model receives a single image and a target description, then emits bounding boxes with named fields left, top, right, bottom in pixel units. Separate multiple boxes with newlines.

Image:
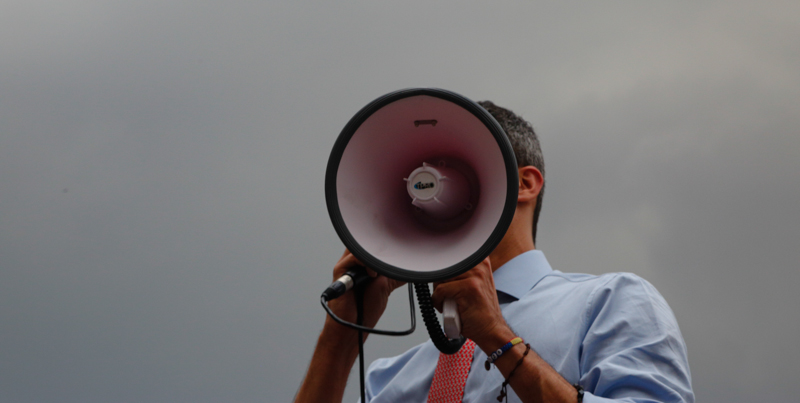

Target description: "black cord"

left=320, top=283, right=416, bottom=336
left=319, top=280, right=466, bottom=403
left=413, top=282, right=466, bottom=355
left=321, top=283, right=415, bottom=402
left=355, top=284, right=366, bottom=403
left=322, top=282, right=464, bottom=353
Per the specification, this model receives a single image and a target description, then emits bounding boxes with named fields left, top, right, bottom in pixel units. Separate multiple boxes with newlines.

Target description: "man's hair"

left=478, top=101, right=545, bottom=243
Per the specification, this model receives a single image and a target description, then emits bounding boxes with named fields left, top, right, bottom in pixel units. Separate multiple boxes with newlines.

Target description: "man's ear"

left=518, top=166, right=543, bottom=203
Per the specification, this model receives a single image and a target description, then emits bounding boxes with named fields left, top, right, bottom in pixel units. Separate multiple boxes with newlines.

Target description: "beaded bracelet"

left=497, top=343, right=531, bottom=402
left=484, top=336, right=524, bottom=370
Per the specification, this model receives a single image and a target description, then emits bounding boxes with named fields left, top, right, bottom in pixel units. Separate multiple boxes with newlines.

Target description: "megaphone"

left=325, top=88, right=519, bottom=353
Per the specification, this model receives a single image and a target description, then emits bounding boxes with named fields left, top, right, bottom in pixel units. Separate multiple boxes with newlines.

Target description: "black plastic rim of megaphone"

left=325, top=88, right=519, bottom=283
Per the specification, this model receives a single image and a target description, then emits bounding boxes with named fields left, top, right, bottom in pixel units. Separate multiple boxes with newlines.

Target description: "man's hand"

left=325, top=250, right=406, bottom=338
left=430, top=257, right=515, bottom=351
left=431, top=257, right=580, bottom=403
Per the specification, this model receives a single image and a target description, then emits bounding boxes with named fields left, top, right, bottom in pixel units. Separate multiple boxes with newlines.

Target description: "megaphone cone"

left=325, top=88, right=518, bottom=353
left=326, top=88, right=518, bottom=283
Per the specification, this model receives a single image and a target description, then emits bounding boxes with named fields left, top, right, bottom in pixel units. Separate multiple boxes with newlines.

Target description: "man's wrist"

left=318, top=320, right=362, bottom=360
left=474, top=322, right=517, bottom=356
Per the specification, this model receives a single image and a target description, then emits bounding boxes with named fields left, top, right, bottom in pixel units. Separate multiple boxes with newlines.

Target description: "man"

left=296, top=101, right=694, bottom=403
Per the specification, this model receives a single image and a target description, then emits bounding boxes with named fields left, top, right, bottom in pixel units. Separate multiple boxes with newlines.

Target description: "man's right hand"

left=323, top=250, right=406, bottom=341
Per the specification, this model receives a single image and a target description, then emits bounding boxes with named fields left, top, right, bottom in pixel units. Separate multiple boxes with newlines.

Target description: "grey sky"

left=1, top=1, right=798, bottom=402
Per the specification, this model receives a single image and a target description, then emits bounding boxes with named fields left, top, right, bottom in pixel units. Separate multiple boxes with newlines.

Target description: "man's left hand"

left=431, top=257, right=516, bottom=350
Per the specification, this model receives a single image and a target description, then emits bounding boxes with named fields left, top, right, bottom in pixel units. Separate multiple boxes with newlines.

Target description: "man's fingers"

left=333, top=252, right=365, bottom=278
left=431, top=281, right=464, bottom=313
left=388, top=278, right=406, bottom=291
left=334, top=252, right=406, bottom=300
left=431, top=257, right=493, bottom=312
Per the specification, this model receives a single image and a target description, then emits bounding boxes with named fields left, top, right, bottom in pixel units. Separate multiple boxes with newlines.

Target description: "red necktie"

left=427, top=339, right=476, bottom=403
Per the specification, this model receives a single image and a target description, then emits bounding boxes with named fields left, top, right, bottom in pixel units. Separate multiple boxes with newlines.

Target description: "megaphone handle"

left=442, top=298, right=462, bottom=339
left=413, top=283, right=466, bottom=354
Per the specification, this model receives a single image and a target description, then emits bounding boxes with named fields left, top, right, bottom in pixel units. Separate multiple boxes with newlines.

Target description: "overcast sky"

left=1, top=1, right=798, bottom=402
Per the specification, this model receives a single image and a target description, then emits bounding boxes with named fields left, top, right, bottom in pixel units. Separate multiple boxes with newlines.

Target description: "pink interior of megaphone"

left=336, top=95, right=509, bottom=274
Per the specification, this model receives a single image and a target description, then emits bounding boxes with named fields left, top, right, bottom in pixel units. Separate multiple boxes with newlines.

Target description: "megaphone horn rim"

left=325, top=88, right=519, bottom=283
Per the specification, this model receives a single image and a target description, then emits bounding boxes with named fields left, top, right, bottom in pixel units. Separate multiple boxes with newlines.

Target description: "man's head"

left=478, top=101, right=545, bottom=243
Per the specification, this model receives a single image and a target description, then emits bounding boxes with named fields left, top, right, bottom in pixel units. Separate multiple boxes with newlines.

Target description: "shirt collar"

left=493, top=250, right=553, bottom=301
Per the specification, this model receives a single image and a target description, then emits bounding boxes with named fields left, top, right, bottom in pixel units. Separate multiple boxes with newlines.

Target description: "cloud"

left=0, top=1, right=798, bottom=402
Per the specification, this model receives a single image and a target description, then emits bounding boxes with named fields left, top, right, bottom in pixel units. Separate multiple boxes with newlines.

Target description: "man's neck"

left=489, top=237, right=535, bottom=272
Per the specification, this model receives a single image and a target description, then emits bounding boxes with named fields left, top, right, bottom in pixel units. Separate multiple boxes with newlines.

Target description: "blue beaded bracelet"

left=484, top=337, right=524, bottom=370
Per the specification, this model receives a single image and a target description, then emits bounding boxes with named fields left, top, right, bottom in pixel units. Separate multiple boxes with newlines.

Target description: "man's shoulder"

left=542, top=270, right=661, bottom=297
left=553, top=271, right=682, bottom=337
left=546, top=269, right=649, bottom=284
left=526, top=270, right=675, bottom=328
left=571, top=271, right=670, bottom=308
left=533, top=270, right=657, bottom=299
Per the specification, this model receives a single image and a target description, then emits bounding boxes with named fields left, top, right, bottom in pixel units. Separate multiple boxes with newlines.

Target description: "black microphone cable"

left=320, top=270, right=416, bottom=336
left=320, top=271, right=467, bottom=347
left=320, top=270, right=468, bottom=400
left=320, top=269, right=416, bottom=403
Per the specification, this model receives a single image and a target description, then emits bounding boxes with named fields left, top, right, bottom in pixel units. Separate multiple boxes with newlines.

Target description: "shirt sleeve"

left=579, top=273, right=694, bottom=403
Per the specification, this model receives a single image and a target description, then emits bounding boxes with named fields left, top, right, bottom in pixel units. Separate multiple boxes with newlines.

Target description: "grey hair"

left=478, top=100, right=545, bottom=243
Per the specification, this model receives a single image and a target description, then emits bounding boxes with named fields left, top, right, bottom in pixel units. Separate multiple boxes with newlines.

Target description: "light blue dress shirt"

left=363, top=250, right=694, bottom=403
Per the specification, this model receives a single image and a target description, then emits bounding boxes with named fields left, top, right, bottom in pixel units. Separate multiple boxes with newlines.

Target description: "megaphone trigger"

left=443, top=299, right=462, bottom=339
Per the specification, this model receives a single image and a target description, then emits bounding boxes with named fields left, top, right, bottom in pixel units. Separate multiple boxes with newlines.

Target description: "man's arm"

left=294, top=251, right=404, bottom=403
left=294, top=317, right=361, bottom=403
left=478, top=326, right=580, bottom=402
left=432, top=260, right=692, bottom=403
left=577, top=274, right=693, bottom=402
